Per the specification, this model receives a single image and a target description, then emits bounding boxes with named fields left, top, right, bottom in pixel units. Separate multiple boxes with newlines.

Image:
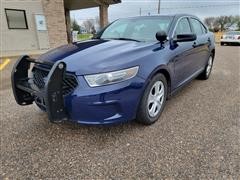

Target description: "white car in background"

left=220, top=31, right=240, bottom=46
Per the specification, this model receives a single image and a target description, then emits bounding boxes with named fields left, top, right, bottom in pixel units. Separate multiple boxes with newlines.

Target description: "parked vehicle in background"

left=220, top=31, right=240, bottom=46
left=12, top=14, right=215, bottom=125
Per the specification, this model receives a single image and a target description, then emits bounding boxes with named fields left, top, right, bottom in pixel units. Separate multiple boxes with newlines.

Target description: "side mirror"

left=174, top=34, right=197, bottom=42
left=156, top=31, right=167, bottom=43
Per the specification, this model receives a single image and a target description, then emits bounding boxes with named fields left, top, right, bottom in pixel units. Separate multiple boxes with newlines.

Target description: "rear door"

left=189, top=18, right=210, bottom=70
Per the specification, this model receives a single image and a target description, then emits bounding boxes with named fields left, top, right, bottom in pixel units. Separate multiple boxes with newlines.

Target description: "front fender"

left=137, top=55, right=173, bottom=84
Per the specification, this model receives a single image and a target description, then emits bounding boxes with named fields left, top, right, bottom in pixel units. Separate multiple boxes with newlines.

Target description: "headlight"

left=84, top=66, right=139, bottom=87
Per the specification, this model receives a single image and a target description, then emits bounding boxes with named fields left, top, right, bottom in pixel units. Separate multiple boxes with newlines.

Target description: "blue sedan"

left=12, top=14, right=215, bottom=125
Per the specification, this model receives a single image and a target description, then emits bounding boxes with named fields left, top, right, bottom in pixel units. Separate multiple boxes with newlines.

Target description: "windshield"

left=226, top=31, right=240, bottom=35
left=100, top=17, right=173, bottom=42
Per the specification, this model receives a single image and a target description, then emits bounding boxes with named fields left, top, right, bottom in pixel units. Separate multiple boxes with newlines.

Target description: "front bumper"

left=65, top=75, right=145, bottom=125
left=12, top=55, right=68, bottom=122
left=12, top=56, right=146, bottom=125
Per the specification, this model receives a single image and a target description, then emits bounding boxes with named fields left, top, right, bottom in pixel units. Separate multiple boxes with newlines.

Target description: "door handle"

left=207, top=38, right=211, bottom=47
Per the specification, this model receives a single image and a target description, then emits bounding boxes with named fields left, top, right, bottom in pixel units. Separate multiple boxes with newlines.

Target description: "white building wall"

left=0, top=0, right=49, bottom=51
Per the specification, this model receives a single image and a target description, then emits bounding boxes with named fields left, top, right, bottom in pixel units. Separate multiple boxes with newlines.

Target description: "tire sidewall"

left=137, top=73, right=167, bottom=125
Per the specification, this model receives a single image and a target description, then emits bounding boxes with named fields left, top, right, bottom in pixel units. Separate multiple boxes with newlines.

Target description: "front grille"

left=32, top=66, right=78, bottom=96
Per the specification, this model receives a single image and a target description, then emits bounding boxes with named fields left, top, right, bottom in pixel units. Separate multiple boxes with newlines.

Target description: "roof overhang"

left=64, top=0, right=121, bottom=10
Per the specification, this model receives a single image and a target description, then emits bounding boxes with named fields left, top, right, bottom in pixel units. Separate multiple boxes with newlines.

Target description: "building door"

left=34, top=14, right=50, bottom=50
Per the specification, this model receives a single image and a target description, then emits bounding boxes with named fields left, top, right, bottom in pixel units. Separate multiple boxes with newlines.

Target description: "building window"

left=5, top=9, right=28, bottom=29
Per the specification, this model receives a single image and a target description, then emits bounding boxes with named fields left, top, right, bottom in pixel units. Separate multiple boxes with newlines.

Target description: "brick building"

left=0, top=0, right=121, bottom=53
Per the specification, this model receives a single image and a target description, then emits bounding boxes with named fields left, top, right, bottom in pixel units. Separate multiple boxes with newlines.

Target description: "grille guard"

left=11, top=55, right=68, bottom=122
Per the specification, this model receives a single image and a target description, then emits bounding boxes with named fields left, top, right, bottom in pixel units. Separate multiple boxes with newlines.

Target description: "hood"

left=38, top=39, right=156, bottom=75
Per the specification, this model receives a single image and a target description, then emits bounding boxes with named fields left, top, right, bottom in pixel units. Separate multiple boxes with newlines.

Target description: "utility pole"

left=157, top=0, right=161, bottom=14
left=139, top=8, right=142, bottom=16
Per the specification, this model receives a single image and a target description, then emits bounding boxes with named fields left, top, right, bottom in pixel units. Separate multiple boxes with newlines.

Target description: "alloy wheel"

left=206, top=56, right=213, bottom=77
left=147, top=81, right=165, bottom=117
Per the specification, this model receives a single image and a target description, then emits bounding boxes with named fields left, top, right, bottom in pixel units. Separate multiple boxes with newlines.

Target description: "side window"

left=190, top=18, right=204, bottom=35
left=175, top=18, right=192, bottom=36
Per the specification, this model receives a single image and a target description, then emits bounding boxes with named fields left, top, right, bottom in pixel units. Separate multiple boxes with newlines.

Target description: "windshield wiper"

left=108, top=38, right=141, bottom=42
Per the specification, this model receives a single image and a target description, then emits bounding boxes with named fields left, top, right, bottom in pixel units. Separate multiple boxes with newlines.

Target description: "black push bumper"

left=11, top=55, right=68, bottom=122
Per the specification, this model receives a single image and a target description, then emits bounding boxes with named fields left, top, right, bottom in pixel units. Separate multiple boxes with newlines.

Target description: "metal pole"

left=158, top=0, right=161, bottom=14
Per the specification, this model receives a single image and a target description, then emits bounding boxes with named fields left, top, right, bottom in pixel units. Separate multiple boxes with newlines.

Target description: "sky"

left=70, top=0, right=240, bottom=25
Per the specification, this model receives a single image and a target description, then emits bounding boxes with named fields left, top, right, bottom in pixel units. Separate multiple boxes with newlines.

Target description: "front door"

left=172, top=17, right=197, bottom=88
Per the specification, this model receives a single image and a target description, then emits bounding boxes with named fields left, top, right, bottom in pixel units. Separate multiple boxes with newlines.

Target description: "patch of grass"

left=78, top=34, right=93, bottom=41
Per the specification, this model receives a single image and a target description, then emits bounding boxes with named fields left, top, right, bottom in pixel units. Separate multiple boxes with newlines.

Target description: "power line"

left=163, top=3, right=239, bottom=9
left=75, top=3, right=239, bottom=20
left=157, top=0, right=161, bottom=14
left=141, top=3, right=239, bottom=12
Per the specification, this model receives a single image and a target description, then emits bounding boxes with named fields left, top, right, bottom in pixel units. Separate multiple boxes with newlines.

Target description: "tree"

left=82, top=19, right=94, bottom=33
left=204, top=15, right=240, bottom=32
left=237, top=21, right=240, bottom=30
left=204, top=17, right=215, bottom=30
left=233, top=15, right=240, bottom=30
left=90, top=26, right=96, bottom=34
left=95, top=16, right=100, bottom=27
left=215, top=16, right=231, bottom=31
left=71, top=19, right=80, bottom=33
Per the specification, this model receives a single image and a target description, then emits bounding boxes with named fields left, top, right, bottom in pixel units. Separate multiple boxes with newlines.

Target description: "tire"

left=136, top=73, right=167, bottom=125
left=220, top=42, right=224, bottom=46
left=197, top=54, right=214, bottom=80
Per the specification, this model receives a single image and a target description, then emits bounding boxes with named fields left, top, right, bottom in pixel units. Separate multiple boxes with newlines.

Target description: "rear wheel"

left=220, top=42, right=224, bottom=46
left=136, top=73, right=167, bottom=125
left=198, top=54, right=214, bottom=80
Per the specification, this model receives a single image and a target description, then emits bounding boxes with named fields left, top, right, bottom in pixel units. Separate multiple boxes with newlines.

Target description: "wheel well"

left=154, top=69, right=171, bottom=97
left=211, top=49, right=215, bottom=59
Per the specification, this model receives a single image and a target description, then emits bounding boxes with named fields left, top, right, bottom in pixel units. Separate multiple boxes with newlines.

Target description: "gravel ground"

left=0, top=45, right=239, bottom=179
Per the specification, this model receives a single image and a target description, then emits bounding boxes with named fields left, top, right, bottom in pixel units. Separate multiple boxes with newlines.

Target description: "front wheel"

left=35, top=102, right=46, bottom=112
left=136, top=73, right=167, bottom=125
